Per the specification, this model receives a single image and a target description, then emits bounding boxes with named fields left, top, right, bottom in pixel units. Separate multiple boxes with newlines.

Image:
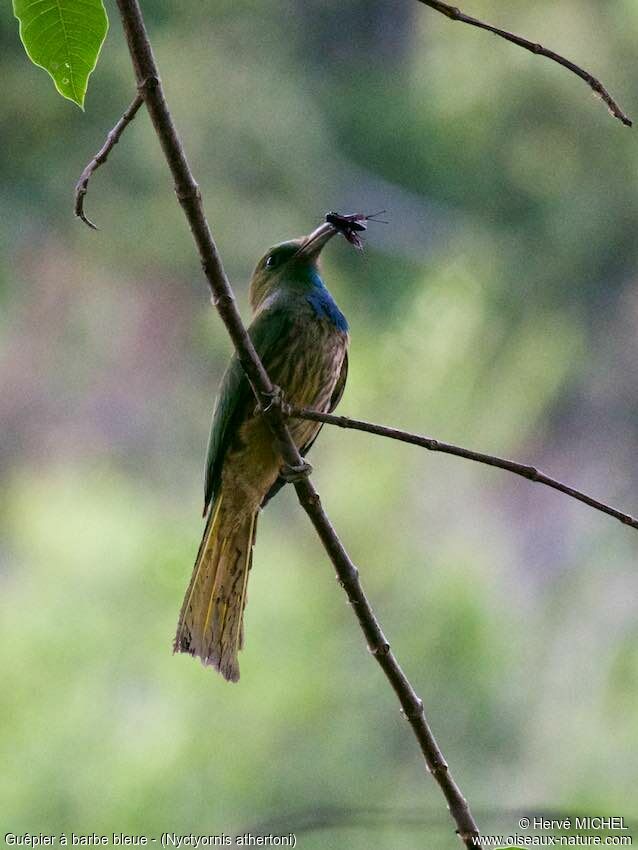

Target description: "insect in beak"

left=325, top=210, right=388, bottom=250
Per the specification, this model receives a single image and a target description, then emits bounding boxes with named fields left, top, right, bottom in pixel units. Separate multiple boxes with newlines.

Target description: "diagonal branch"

left=74, top=93, right=145, bottom=230
left=112, top=0, right=480, bottom=846
left=290, top=407, right=638, bottom=531
left=416, top=0, right=632, bottom=127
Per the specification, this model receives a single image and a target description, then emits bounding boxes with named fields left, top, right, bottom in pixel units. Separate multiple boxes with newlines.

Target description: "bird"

left=174, top=221, right=349, bottom=682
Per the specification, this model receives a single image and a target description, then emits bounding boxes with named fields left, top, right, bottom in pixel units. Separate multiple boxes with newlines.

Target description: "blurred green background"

left=2, top=0, right=638, bottom=847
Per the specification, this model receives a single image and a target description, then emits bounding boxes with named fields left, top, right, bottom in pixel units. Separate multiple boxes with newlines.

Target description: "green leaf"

left=13, top=0, right=109, bottom=108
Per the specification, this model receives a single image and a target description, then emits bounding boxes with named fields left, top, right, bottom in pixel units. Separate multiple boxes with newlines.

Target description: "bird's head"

left=249, top=222, right=337, bottom=312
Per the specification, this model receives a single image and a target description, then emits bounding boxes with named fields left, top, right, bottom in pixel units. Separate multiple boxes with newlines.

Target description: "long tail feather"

left=174, top=495, right=257, bottom=682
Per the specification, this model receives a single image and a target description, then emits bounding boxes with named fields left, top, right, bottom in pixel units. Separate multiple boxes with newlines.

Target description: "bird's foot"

left=257, top=385, right=292, bottom=416
left=280, top=461, right=313, bottom=483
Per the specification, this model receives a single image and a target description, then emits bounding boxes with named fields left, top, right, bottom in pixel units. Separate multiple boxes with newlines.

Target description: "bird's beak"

left=295, top=222, right=338, bottom=260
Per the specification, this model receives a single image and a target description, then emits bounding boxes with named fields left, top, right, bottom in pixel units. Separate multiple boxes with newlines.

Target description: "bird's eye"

left=265, top=254, right=277, bottom=269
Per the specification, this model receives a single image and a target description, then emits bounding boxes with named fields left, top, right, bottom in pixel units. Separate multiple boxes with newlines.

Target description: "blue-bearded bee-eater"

left=174, top=220, right=350, bottom=682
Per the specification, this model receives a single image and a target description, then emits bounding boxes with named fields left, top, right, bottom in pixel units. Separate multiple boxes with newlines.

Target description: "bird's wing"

left=203, top=307, right=291, bottom=514
left=261, top=349, right=348, bottom=508
left=329, top=349, right=349, bottom=411
left=298, top=348, right=348, bottom=456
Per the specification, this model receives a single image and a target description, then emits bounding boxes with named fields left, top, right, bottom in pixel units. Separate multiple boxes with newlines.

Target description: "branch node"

left=210, top=291, right=235, bottom=308
left=138, top=74, right=160, bottom=94
left=368, top=641, right=391, bottom=656
left=175, top=183, right=202, bottom=203
left=402, top=699, right=425, bottom=721
left=429, top=758, right=450, bottom=777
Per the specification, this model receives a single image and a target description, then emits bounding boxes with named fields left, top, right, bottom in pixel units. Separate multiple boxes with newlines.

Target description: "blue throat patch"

left=305, top=270, right=349, bottom=332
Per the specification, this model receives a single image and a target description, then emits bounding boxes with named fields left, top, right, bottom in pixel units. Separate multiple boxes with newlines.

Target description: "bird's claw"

left=257, top=385, right=292, bottom=416
left=260, top=385, right=282, bottom=413
left=280, top=461, right=313, bottom=483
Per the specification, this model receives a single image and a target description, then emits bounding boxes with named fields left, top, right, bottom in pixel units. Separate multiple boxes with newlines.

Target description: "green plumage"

left=175, top=224, right=349, bottom=681
left=203, top=309, right=292, bottom=514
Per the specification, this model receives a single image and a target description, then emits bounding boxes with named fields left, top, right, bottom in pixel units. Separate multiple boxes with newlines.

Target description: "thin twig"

left=74, top=93, right=144, bottom=229
left=416, top=0, right=632, bottom=127
left=113, top=0, right=480, bottom=845
left=291, top=408, right=638, bottom=531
